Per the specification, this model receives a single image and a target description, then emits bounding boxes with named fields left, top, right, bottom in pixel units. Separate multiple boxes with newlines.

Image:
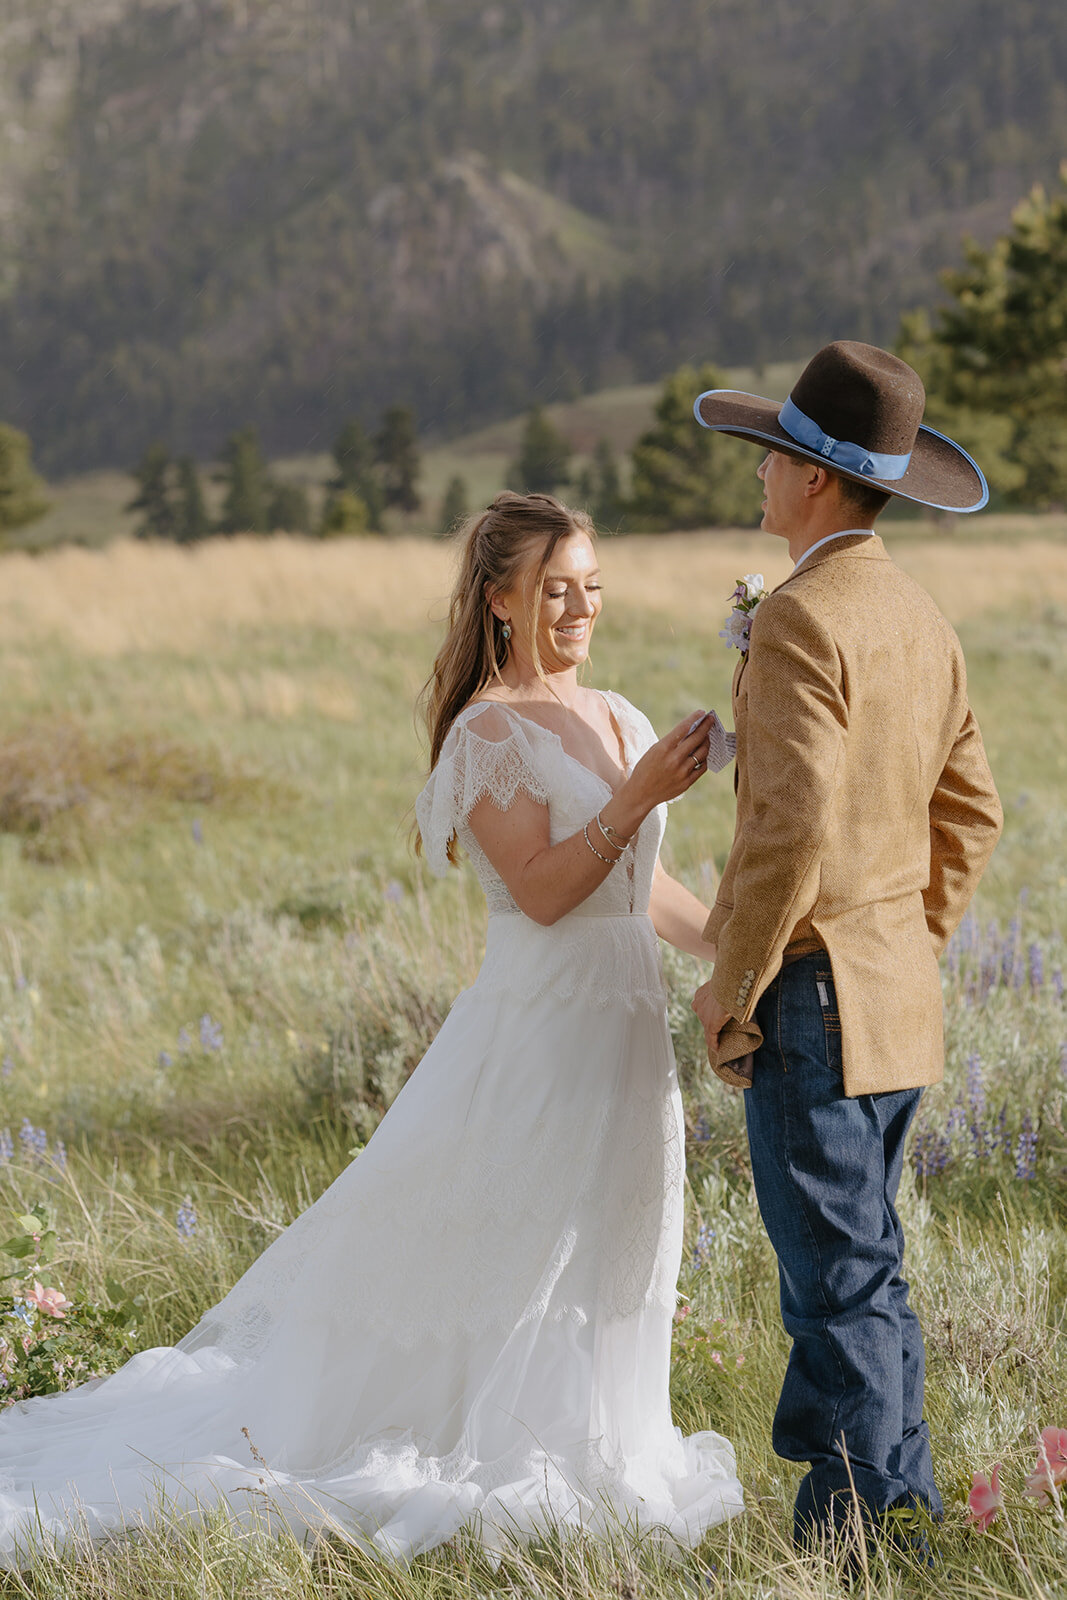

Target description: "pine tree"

left=375, top=405, right=422, bottom=513
left=626, top=365, right=760, bottom=530
left=174, top=456, right=210, bottom=544
left=126, top=442, right=176, bottom=541
left=438, top=473, right=469, bottom=536
left=216, top=426, right=269, bottom=534
left=589, top=437, right=623, bottom=531
left=898, top=166, right=1067, bottom=508
left=330, top=420, right=383, bottom=530
left=319, top=489, right=370, bottom=537
left=267, top=480, right=312, bottom=534
left=508, top=407, right=571, bottom=496
left=0, top=424, right=49, bottom=537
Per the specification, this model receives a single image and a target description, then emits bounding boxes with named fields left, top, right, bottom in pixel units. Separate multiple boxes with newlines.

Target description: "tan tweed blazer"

left=705, top=533, right=1002, bottom=1097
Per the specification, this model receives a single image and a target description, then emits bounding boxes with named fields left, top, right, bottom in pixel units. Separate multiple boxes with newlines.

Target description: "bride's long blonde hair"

left=415, top=491, right=595, bottom=860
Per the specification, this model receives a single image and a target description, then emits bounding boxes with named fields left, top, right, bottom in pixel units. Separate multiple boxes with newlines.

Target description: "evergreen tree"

left=319, top=489, right=370, bottom=537
left=508, top=407, right=571, bottom=495
left=0, top=424, right=49, bottom=537
left=174, top=456, right=210, bottom=544
left=438, top=473, right=469, bottom=536
left=898, top=167, right=1067, bottom=507
left=330, top=420, right=383, bottom=530
left=626, top=364, right=760, bottom=530
left=589, top=437, right=624, bottom=530
left=216, top=426, right=269, bottom=534
left=126, top=442, right=177, bottom=541
left=375, top=405, right=422, bottom=513
left=267, top=480, right=312, bottom=534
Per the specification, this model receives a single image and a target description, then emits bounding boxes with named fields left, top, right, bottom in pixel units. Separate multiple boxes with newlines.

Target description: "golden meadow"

left=0, top=526, right=1064, bottom=1598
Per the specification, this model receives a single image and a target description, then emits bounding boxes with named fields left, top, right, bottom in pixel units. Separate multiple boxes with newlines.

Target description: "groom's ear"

left=802, top=463, right=834, bottom=499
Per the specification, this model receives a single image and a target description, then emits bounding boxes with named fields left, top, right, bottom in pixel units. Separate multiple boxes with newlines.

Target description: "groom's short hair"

left=772, top=445, right=892, bottom=523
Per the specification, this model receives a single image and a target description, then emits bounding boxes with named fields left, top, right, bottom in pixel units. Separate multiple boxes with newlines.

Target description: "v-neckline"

left=465, top=690, right=630, bottom=799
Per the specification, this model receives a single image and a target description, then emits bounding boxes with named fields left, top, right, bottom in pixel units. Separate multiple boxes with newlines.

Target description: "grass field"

left=0, top=528, right=1064, bottom=1597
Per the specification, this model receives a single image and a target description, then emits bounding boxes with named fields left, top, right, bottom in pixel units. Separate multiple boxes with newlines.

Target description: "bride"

left=0, top=491, right=743, bottom=1567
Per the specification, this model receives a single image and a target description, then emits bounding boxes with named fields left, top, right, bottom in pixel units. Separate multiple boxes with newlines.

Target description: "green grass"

left=0, top=539, right=1064, bottom=1595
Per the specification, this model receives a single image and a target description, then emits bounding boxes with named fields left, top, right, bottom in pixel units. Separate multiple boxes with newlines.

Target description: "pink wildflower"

left=967, top=1465, right=1003, bottom=1531
left=735, top=1354, right=745, bottom=1368
left=1025, top=1426, right=1067, bottom=1506
left=24, top=1281, right=72, bottom=1319
left=673, top=1305, right=690, bottom=1324
left=710, top=1350, right=723, bottom=1366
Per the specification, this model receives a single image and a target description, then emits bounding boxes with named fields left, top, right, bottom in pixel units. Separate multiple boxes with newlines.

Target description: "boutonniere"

left=719, top=574, right=769, bottom=654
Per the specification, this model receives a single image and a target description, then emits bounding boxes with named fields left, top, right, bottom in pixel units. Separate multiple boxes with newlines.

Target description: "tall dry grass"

left=2, top=529, right=1067, bottom=658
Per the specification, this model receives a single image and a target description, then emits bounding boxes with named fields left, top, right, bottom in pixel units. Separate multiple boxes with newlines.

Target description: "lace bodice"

left=415, top=691, right=666, bottom=916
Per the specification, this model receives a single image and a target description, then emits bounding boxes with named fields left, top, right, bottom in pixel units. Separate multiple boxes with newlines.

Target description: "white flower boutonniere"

left=719, top=573, right=768, bottom=654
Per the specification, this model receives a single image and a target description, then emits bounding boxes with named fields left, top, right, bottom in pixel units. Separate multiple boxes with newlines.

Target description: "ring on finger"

left=691, top=752, right=702, bottom=771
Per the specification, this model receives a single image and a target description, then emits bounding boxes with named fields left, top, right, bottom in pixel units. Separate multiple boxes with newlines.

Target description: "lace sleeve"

left=415, top=705, right=550, bottom=875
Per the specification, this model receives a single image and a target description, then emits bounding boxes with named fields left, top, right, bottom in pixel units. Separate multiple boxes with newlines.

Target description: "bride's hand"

left=623, top=712, right=712, bottom=811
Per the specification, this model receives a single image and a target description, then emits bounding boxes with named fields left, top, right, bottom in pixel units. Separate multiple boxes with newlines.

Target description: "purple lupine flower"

left=383, top=880, right=404, bottom=904
left=158, top=1050, right=173, bottom=1068
left=19, top=1119, right=48, bottom=1159
left=0, top=1057, right=13, bottom=1079
left=693, top=1113, right=711, bottom=1143
left=0, top=1127, right=13, bottom=1164
left=199, top=1014, right=223, bottom=1052
left=965, top=1055, right=987, bottom=1154
left=993, top=1104, right=1011, bottom=1156
left=1015, top=1115, right=1038, bottom=1181
left=52, top=1141, right=66, bottom=1174
left=177, top=1027, right=191, bottom=1053
left=1029, top=945, right=1044, bottom=990
left=692, top=1223, right=715, bottom=1268
left=191, top=819, right=204, bottom=845
left=1060, top=1041, right=1067, bottom=1081
left=176, top=1197, right=198, bottom=1239
left=912, top=1125, right=951, bottom=1178
left=1053, top=970, right=1064, bottom=1002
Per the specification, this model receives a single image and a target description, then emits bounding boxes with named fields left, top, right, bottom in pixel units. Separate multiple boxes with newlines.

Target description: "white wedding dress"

left=0, top=692, right=742, bottom=1567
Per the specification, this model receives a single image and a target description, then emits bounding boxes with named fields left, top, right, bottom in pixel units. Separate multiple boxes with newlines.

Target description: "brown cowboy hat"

left=693, top=340, right=988, bottom=513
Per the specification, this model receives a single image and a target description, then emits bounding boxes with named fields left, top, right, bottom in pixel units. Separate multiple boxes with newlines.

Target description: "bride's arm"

left=467, top=713, right=712, bottom=927
left=649, top=861, right=718, bottom=961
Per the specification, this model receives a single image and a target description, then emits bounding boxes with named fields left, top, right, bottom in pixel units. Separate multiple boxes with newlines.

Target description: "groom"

left=691, top=342, right=1003, bottom=1550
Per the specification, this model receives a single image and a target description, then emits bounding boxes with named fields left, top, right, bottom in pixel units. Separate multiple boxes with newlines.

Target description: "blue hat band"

left=779, top=396, right=912, bottom=480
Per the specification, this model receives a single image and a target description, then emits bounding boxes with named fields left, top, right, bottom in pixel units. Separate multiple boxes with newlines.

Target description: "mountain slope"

left=1, top=0, right=1066, bottom=471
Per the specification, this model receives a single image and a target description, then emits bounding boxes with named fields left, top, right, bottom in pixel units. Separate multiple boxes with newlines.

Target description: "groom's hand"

left=693, top=980, right=732, bottom=1053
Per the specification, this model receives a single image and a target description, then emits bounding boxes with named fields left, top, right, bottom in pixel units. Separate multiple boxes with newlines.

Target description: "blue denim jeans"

left=744, top=954, right=942, bottom=1545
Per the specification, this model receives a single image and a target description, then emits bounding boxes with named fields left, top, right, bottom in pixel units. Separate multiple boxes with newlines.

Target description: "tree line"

left=125, top=407, right=422, bottom=543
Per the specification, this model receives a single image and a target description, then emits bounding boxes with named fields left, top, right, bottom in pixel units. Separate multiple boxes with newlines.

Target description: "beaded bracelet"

left=583, top=821, right=621, bottom=865
left=595, top=810, right=633, bottom=850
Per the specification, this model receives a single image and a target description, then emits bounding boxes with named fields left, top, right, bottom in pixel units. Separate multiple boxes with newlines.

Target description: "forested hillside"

left=1, top=0, right=1066, bottom=471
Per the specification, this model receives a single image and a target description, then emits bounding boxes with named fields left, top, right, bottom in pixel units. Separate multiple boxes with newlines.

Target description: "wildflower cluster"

left=967, top=1427, right=1067, bottom=1530
left=945, top=911, right=1065, bottom=1006
left=911, top=1051, right=1045, bottom=1182
left=0, top=1120, right=66, bottom=1178
left=0, top=1203, right=141, bottom=1405
left=672, top=1305, right=746, bottom=1374
left=175, top=1195, right=198, bottom=1240
left=158, top=1013, right=225, bottom=1067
